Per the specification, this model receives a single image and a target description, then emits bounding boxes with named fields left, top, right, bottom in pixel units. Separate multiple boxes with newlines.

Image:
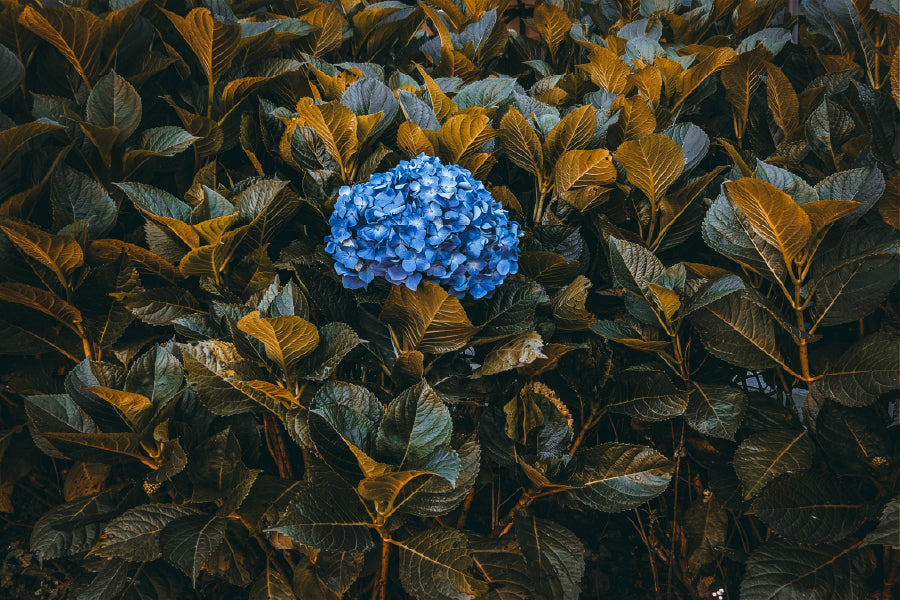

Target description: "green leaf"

left=569, top=443, right=673, bottom=512
left=733, top=430, right=814, bottom=499
left=396, top=529, right=488, bottom=600
left=863, top=495, right=900, bottom=548
left=182, top=342, right=259, bottom=416
left=684, top=383, right=748, bottom=440
left=0, top=43, right=25, bottom=99
left=160, top=514, right=227, bottom=585
left=816, top=401, right=890, bottom=473
left=515, top=513, right=584, bottom=600
left=749, top=471, right=866, bottom=544
left=689, top=293, right=784, bottom=370
left=754, top=160, right=818, bottom=205
left=270, top=473, right=374, bottom=553
left=113, top=287, right=200, bottom=325
left=376, top=381, right=455, bottom=474
left=607, top=366, right=689, bottom=421
left=814, top=167, right=885, bottom=224
left=137, top=126, right=199, bottom=156
left=250, top=567, right=296, bottom=600
left=303, top=322, right=360, bottom=380
left=741, top=540, right=872, bottom=600
left=474, top=279, right=548, bottom=338
left=702, top=193, right=787, bottom=282
left=85, top=70, right=142, bottom=145
left=400, top=439, right=481, bottom=517
left=453, top=78, right=516, bottom=110
left=469, top=535, right=534, bottom=600
left=341, top=78, right=398, bottom=138
left=125, top=345, right=183, bottom=407
left=314, top=550, right=365, bottom=595
left=50, top=165, right=117, bottom=238
left=684, top=495, right=728, bottom=574
left=608, top=236, right=664, bottom=297
left=380, top=281, right=477, bottom=354
left=93, top=504, right=200, bottom=561
left=806, top=226, right=899, bottom=328
left=811, top=332, right=900, bottom=407
left=31, top=488, right=123, bottom=560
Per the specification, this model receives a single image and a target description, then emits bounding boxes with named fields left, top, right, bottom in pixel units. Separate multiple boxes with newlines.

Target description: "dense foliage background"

left=0, top=0, right=898, bottom=598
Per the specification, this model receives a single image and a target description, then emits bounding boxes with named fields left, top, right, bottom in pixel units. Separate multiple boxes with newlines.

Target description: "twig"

left=632, top=509, right=662, bottom=600
left=490, top=489, right=534, bottom=537
left=456, top=487, right=477, bottom=529
left=568, top=410, right=606, bottom=456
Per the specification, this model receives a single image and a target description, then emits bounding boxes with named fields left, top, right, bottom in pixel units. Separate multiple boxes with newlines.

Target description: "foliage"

left=0, top=0, right=898, bottom=598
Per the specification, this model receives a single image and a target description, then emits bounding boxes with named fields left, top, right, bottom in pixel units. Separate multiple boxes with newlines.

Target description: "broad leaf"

left=237, top=310, right=319, bottom=375
left=810, top=332, right=900, bottom=407
left=741, top=540, right=872, bottom=600
left=607, top=366, right=689, bottom=421
left=514, top=513, right=584, bottom=600
left=376, top=381, right=455, bottom=475
left=724, top=178, right=810, bottom=260
left=94, top=504, right=199, bottom=561
left=733, top=430, right=814, bottom=499
left=750, top=471, right=866, bottom=544
left=569, top=443, right=673, bottom=512
left=250, top=567, right=296, bottom=600
left=396, top=529, right=488, bottom=600
left=86, top=70, right=141, bottom=145
left=863, top=495, right=900, bottom=548
left=380, top=281, right=477, bottom=353
left=615, top=133, right=683, bottom=207
left=160, top=515, right=227, bottom=585
left=684, top=383, right=748, bottom=440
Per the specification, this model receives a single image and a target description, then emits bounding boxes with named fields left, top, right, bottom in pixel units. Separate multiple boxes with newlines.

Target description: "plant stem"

left=456, top=487, right=477, bottom=529
left=373, top=535, right=391, bottom=600
left=567, top=409, right=606, bottom=457
left=490, top=489, right=534, bottom=537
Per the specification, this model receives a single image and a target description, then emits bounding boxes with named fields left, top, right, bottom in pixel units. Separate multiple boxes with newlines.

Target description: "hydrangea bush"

left=0, top=0, right=898, bottom=599
left=325, top=154, right=521, bottom=298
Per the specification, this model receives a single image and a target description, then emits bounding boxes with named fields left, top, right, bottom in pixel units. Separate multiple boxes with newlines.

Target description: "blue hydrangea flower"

left=324, top=154, right=521, bottom=299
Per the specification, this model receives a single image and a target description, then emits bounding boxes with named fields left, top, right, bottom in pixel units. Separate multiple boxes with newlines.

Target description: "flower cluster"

left=325, top=154, right=521, bottom=299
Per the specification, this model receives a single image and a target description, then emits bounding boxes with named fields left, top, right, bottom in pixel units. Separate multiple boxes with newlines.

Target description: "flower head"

left=324, top=154, right=521, bottom=299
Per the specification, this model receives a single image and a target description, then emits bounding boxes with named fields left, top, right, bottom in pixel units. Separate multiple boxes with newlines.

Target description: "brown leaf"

left=63, top=462, right=110, bottom=501
left=550, top=275, right=596, bottom=331
left=19, top=6, right=105, bottom=87
left=237, top=310, right=320, bottom=374
left=765, top=62, right=800, bottom=138
left=397, top=121, right=436, bottom=158
left=608, top=95, right=656, bottom=144
left=0, top=121, right=62, bottom=173
left=416, top=64, right=458, bottom=121
left=380, top=281, right=477, bottom=354
left=724, top=178, right=811, bottom=260
left=0, top=220, right=83, bottom=288
left=720, top=48, right=766, bottom=141
left=801, top=200, right=862, bottom=237
left=160, top=7, right=240, bottom=85
left=674, top=47, right=737, bottom=109
left=86, top=239, right=178, bottom=282
left=628, top=65, right=662, bottom=107
left=439, top=113, right=497, bottom=163
left=544, top=104, right=595, bottom=164
left=578, top=44, right=629, bottom=94
left=299, top=5, right=345, bottom=57
left=499, top=107, right=543, bottom=177
left=0, top=282, right=83, bottom=334
left=532, top=3, right=571, bottom=62
left=554, top=148, right=615, bottom=192
left=615, top=134, right=684, bottom=208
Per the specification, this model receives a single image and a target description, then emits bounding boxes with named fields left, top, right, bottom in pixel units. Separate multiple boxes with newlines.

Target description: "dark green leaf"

left=31, top=488, right=123, bottom=560
left=607, top=366, right=689, bottom=421
left=50, top=165, right=117, bottom=238
left=733, top=430, right=814, bottom=499
left=750, top=471, right=867, bottom=544
left=376, top=381, right=453, bottom=471
left=160, top=514, right=228, bottom=585
left=863, top=495, right=900, bottom=548
left=0, top=43, right=25, bottom=99
left=811, top=332, right=900, bottom=407
left=684, top=383, right=748, bottom=440
left=515, top=513, right=584, bottom=600
left=86, top=70, right=142, bottom=145
left=250, top=567, right=296, bottom=600
left=94, top=504, right=200, bottom=561
left=741, top=539, right=872, bottom=600
left=569, top=443, right=673, bottom=512
left=396, top=529, right=488, bottom=600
